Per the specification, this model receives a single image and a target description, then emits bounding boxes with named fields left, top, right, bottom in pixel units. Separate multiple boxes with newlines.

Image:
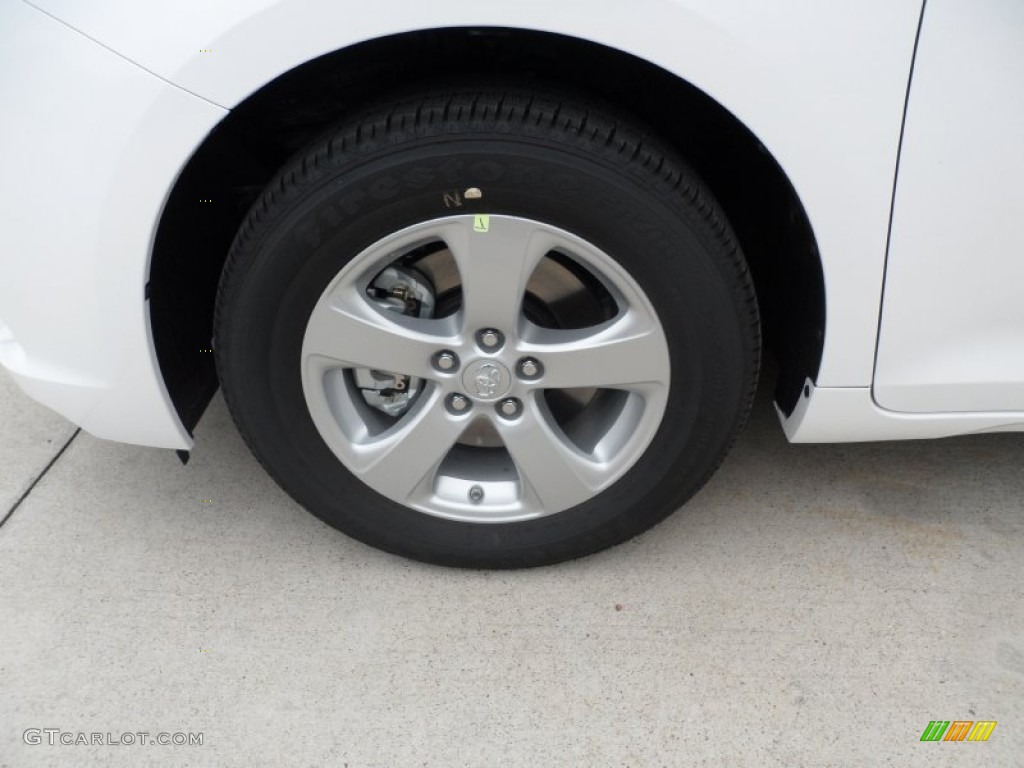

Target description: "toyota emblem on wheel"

left=461, top=359, right=513, bottom=402
left=472, top=364, right=502, bottom=398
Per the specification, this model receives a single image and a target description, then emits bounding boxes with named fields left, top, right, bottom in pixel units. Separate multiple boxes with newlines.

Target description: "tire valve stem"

left=468, top=485, right=485, bottom=504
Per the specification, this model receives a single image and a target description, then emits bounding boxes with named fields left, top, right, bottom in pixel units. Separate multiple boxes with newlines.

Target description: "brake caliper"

left=355, top=266, right=435, bottom=417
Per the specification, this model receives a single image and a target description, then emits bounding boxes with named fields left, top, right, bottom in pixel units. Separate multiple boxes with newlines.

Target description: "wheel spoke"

left=353, top=391, right=465, bottom=502
left=303, top=294, right=454, bottom=378
left=500, top=397, right=608, bottom=511
left=443, top=217, right=552, bottom=333
left=522, top=312, right=670, bottom=391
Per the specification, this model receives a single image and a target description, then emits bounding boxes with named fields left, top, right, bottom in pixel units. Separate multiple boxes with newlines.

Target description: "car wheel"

left=214, top=87, right=759, bottom=568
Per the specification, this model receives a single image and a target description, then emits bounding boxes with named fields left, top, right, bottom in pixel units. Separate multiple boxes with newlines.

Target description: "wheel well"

left=149, top=27, right=823, bottom=434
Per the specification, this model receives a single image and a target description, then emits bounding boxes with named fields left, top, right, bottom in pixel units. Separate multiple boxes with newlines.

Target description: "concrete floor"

left=0, top=368, right=1021, bottom=767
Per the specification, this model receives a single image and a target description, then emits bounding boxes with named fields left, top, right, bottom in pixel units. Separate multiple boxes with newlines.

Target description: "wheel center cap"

left=462, top=359, right=512, bottom=401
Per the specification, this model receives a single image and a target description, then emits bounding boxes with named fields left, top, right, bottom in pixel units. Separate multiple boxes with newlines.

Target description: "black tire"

left=215, top=86, right=759, bottom=568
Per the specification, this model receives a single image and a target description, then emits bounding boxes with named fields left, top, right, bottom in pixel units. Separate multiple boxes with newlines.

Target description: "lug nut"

left=477, top=328, right=503, bottom=350
left=468, top=485, right=485, bottom=504
left=447, top=394, right=470, bottom=414
left=434, top=350, right=458, bottom=372
left=518, top=358, right=542, bottom=379
left=498, top=398, right=521, bottom=418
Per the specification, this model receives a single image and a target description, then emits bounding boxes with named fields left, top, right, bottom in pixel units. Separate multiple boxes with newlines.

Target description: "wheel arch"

left=149, top=27, right=824, bottom=435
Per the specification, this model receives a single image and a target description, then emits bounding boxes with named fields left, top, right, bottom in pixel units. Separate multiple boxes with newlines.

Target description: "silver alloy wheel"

left=300, top=214, right=671, bottom=523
